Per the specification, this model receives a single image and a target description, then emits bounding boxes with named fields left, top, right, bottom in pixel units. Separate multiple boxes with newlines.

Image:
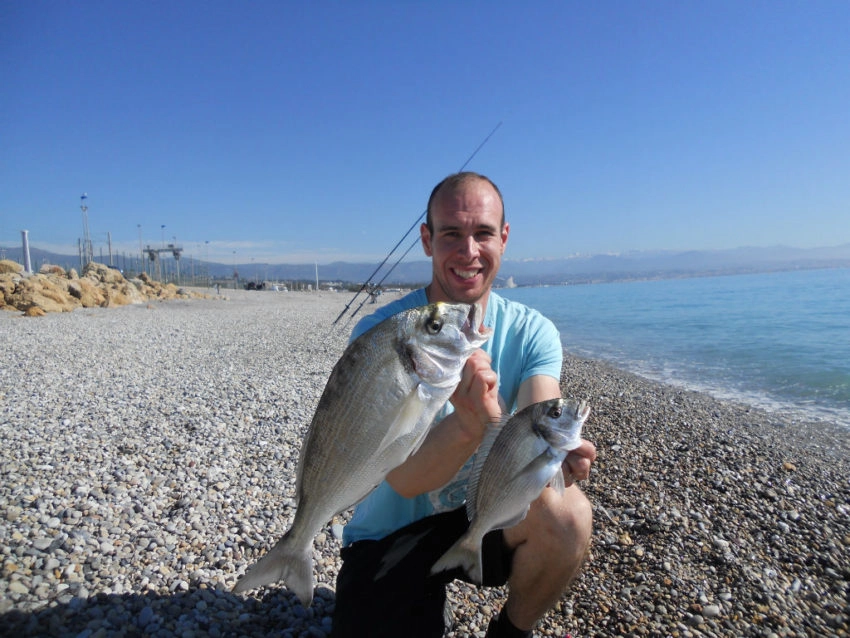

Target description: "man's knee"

left=523, top=485, right=593, bottom=557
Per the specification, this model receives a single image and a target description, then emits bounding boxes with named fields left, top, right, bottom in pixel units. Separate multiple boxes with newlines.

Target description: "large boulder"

left=39, top=264, right=67, bottom=277
left=0, top=260, right=206, bottom=315
left=83, top=262, right=125, bottom=285
left=116, top=281, right=147, bottom=305
left=4, top=274, right=80, bottom=313
left=0, top=260, right=23, bottom=275
left=67, top=278, right=107, bottom=307
left=0, top=273, right=20, bottom=311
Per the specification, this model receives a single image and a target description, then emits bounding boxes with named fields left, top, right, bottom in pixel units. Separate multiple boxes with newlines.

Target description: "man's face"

left=420, top=179, right=509, bottom=306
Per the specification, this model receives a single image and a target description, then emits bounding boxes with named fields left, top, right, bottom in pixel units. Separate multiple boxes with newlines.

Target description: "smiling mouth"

left=452, top=268, right=481, bottom=280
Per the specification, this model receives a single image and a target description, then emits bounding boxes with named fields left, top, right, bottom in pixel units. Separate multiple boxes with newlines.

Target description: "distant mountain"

left=496, top=244, right=850, bottom=285
left=3, top=243, right=849, bottom=287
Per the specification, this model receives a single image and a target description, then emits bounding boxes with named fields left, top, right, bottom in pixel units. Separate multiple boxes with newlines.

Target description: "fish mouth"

left=462, top=303, right=490, bottom=346
left=412, top=302, right=490, bottom=388
left=550, top=401, right=590, bottom=451
left=551, top=432, right=584, bottom=452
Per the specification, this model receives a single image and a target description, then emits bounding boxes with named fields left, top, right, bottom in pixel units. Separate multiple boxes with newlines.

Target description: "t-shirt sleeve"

left=348, top=288, right=427, bottom=343
left=519, top=314, right=563, bottom=385
left=350, top=312, right=386, bottom=342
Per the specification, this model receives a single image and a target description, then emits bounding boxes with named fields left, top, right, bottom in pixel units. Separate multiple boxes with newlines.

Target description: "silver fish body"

left=431, top=398, right=590, bottom=583
left=233, top=302, right=489, bottom=605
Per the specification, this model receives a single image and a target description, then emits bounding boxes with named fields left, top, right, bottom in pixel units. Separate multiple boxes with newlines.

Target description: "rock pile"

left=0, top=259, right=204, bottom=316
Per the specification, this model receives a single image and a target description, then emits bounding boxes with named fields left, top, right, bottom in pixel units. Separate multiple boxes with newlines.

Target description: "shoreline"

left=563, top=348, right=850, bottom=438
left=561, top=352, right=850, bottom=460
left=1, top=292, right=847, bottom=636
left=556, top=353, right=849, bottom=636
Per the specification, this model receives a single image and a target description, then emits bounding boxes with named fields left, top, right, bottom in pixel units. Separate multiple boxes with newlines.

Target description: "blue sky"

left=2, top=1, right=849, bottom=265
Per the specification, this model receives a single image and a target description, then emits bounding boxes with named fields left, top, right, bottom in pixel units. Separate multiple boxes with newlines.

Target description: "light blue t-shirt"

left=342, top=289, right=563, bottom=546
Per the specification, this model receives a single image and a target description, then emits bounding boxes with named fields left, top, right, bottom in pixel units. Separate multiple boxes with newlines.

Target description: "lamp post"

left=158, top=225, right=166, bottom=281
left=232, top=250, right=237, bottom=289
left=137, top=224, right=143, bottom=276
left=172, top=236, right=180, bottom=284
left=80, top=194, right=93, bottom=267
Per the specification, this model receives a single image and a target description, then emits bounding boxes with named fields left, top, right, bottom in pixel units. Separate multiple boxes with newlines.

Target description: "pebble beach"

left=1, top=291, right=848, bottom=637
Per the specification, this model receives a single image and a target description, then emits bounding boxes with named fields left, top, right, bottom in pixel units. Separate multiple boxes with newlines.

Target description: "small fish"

left=233, top=302, right=489, bottom=605
left=431, top=398, right=590, bottom=583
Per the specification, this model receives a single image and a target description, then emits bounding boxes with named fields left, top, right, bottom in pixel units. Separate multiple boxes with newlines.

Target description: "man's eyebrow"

left=435, top=222, right=499, bottom=232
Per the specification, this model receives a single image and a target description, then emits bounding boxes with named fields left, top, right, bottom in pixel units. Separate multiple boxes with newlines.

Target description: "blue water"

left=499, top=268, right=850, bottom=430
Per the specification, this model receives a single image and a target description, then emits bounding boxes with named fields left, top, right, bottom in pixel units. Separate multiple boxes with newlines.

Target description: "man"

left=332, top=172, right=596, bottom=637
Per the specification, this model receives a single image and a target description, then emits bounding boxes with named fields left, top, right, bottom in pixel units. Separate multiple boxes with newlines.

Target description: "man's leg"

left=331, top=508, right=471, bottom=638
left=497, top=484, right=593, bottom=631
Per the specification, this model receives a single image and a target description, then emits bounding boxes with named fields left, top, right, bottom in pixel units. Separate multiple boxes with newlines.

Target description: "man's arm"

left=386, top=358, right=567, bottom=498
left=386, top=353, right=596, bottom=498
left=386, top=349, right=501, bottom=498
left=516, top=373, right=561, bottom=411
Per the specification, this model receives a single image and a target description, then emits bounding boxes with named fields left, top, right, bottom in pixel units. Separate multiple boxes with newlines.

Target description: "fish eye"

left=548, top=406, right=562, bottom=418
left=426, top=318, right=443, bottom=335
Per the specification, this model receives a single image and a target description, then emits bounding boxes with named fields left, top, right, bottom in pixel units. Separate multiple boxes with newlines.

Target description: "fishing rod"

left=341, top=235, right=421, bottom=329
left=333, top=121, right=503, bottom=326
left=332, top=208, right=425, bottom=326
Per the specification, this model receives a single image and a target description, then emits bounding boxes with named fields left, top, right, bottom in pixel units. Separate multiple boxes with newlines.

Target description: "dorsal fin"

left=465, top=412, right=509, bottom=520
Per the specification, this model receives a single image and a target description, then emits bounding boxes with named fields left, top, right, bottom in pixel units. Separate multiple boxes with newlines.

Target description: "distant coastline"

left=2, top=243, right=849, bottom=288
left=498, top=262, right=850, bottom=288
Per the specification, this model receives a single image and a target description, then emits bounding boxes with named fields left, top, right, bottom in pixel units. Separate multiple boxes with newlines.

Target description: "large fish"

left=233, top=302, right=489, bottom=605
left=431, top=398, right=590, bottom=583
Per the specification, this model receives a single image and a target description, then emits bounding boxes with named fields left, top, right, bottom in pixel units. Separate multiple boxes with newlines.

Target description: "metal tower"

left=80, top=194, right=93, bottom=266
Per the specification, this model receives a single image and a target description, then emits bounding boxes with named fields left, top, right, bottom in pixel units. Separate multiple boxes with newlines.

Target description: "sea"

left=499, top=267, right=850, bottom=432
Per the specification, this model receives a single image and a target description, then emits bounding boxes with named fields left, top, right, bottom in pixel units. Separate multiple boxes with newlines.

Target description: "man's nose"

left=459, top=235, right=480, bottom=258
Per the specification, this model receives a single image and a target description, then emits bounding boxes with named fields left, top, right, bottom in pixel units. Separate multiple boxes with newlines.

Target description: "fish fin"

left=497, top=392, right=508, bottom=414
left=487, top=451, right=563, bottom=530
left=373, top=385, right=427, bottom=459
left=430, top=533, right=484, bottom=584
left=232, top=533, right=315, bottom=607
left=550, top=467, right=566, bottom=495
left=376, top=529, right=431, bottom=579
left=465, top=415, right=508, bottom=521
left=512, top=449, right=564, bottom=493
left=493, top=505, right=532, bottom=531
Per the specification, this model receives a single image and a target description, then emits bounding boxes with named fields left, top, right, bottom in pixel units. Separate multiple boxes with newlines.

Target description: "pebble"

left=1, top=290, right=849, bottom=637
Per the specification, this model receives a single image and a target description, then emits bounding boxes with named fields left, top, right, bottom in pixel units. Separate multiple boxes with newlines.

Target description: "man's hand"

left=563, top=439, right=597, bottom=486
left=387, top=350, right=501, bottom=497
left=448, top=349, right=502, bottom=444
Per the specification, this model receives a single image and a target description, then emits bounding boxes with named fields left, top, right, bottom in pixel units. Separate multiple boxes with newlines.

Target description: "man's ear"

left=420, top=223, right=433, bottom=257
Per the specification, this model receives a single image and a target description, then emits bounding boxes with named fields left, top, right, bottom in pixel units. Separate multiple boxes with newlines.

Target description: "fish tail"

left=430, top=533, right=484, bottom=584
left=232, top=533, right=315, bottom=606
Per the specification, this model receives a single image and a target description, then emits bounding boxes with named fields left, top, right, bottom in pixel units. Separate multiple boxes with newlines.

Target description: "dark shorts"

left=330, top=507, right=513, bottom=638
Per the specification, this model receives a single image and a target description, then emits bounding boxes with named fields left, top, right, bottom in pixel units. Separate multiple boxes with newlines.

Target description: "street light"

left=232, top=250, right=238, bottom=289
left=80, top=194, right=93, bottom=267
left=172, top=236, right=180, bottom=284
